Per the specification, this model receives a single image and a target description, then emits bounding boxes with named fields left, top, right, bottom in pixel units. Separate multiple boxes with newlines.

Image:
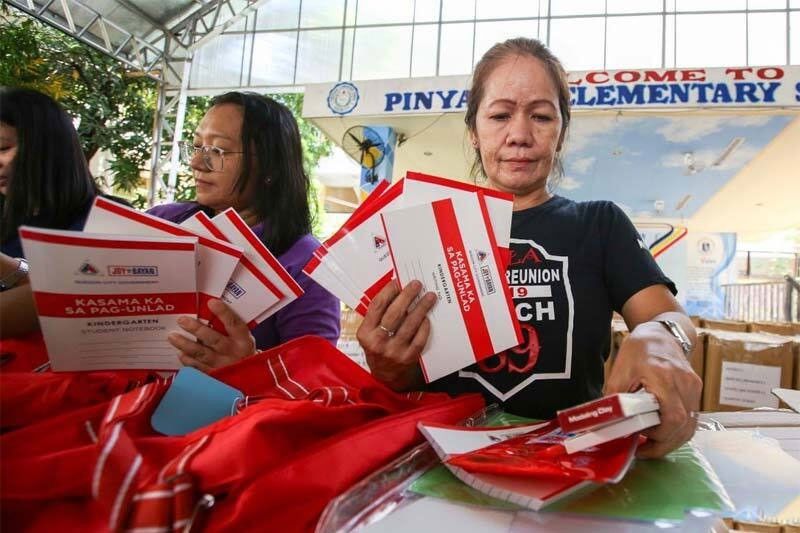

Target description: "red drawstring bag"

left=0, top=331, right=49, bottom=373
left=1, top=335, right=484, bottom=532
left=0, top=369, right=160, bottom=432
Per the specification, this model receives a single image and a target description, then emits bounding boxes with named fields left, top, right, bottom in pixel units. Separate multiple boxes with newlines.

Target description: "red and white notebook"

left=559, top=411, right=659, bottom=454
left=556, top=391, right=659, bottom=433
left=404, top=171, right=513, bottom=267
left=302, top=181, right=394, bottom=314
left=211, top=208, right=304, bottom=323
left=304, top=173, right=514, bottom=317
left=180, top=211, right=286, bottom=328
left=19, top=226, right=198, bottom=371
left=306, top=179, right=406, bottom=315
left=418, top=421, right=593, bottom=510
left=83, top=197, right=243, bottom=325
left=381, top=195, right=521, bottom=383
left=442, top=418, right=644, bottom=484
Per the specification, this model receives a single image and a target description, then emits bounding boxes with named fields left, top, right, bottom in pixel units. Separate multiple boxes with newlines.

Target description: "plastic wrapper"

left=447, top=420, right=642, bottom=483
left=316, top=408, right=735, bottom=532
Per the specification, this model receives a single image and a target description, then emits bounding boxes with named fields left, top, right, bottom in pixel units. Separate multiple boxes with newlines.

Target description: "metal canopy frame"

left=7, top=0, right=267, bottom=204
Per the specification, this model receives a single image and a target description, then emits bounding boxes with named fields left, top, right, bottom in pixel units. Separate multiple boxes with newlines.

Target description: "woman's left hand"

left=605, top=322, right=703, bottom=459
left=168, top=298, right=256, bottom=372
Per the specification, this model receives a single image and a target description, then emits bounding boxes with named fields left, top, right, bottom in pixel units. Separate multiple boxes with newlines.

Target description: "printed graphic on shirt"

left=458, top=238, right=575, bottom=401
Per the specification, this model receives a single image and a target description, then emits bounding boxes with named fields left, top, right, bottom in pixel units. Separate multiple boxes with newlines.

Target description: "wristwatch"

left=657, top=319, right=693, bottom=357
left=0, top=257, right=30, bottom=292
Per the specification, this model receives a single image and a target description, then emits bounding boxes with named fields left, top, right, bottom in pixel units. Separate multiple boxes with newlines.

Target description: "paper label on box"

left=720, top=361, right=781, bottom=408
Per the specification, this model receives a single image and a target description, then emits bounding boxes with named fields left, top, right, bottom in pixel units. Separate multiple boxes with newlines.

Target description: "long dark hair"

left=465, top=38, right=571, bottom=188
left=0, top=87, right=98, bottom=242
left=210, top=92, right=311, bottom=256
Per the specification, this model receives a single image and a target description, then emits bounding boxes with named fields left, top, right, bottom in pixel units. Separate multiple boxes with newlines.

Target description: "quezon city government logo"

left=372, top=234, right=387, bottom=250
left=327, top=82, right=360, bottom=115
left=77, top=261, right=101, bottom=275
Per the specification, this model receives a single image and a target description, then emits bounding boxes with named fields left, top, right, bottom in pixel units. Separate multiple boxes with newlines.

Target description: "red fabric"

left=0, top=331, right=48, bottom=373
left=1, top=335, right=483, bottom=532
left=0, top=369, right=159, bottom=432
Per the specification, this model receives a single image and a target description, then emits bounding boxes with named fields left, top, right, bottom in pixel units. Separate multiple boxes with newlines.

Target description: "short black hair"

left=209, top=92, right=312, bottom=256
left=0, top=87, right=98, bottom=242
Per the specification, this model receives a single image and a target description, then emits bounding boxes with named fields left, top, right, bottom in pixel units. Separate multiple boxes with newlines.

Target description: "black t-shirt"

left=429, top=195, right=675, bottom=419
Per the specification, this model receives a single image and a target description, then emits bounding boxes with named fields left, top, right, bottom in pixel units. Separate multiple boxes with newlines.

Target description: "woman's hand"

left=605, top=321, right=702, bottom=459
left=168, top=299, right=256, bottom=372
left=356, top=280, right=438, bottom=391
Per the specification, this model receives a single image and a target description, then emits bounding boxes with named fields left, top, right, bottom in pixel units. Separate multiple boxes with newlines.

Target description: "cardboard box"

left=702, top=319, right=750, bottom=332
left=336, top=307, right=368, bottom=370
left=758, top=333, right=800, bottom=390
left=733, top=521, right=783, bottom=532
left=750, top=321, right=798, bottom=336
left=689, top=315, right=703, bottom=328
left=690, top=330, right=706, bottom=381
left=689, top=331, right=707, bottom=412
left=339, top=307, right=364, bottom=340
left=605, top=326, right=629, bottom=382
left=795, top=339, right=800, bottom=390
left=702, top=331, right=794, bottom=411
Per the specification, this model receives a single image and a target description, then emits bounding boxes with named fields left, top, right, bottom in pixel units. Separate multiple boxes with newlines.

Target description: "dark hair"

left=0, top=87, right=98, bottom=242
left=210, top=92, right=311, bottom=256
left=464, top=37, right=571, bottom=188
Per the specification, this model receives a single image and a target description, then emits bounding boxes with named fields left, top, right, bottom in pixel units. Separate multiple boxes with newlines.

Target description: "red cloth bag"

left=1, top=336, right=483, bottom=532
left=0, top=331, right=48, bottom=372
left=0, top=369, right=159, bottom=432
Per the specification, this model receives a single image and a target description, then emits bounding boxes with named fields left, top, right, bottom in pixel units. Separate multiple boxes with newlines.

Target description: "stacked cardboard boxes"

left=603, top=317, right=799, bottom=412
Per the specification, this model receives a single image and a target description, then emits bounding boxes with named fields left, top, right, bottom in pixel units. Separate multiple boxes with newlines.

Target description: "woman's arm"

left=0, top=253, right=39, bottom=339
left=0, top=284, right=40, bottom=339
left=606, top=284, right=702, bottom=459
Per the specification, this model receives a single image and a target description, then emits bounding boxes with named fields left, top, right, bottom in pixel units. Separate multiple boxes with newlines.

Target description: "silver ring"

left=378, top=324, right=395, bottom=337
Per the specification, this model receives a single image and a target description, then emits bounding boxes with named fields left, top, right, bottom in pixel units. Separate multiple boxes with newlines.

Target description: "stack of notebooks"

left=418, top=391, right=661, bottom=510
left=20, top=198, right=302, bottom=372
left=304, top=171, right=521, bottom=383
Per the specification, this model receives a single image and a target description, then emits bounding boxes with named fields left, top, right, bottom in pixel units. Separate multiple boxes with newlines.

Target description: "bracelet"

left=655, top=319, right=693, bottom=357
left=0, top=257, right=30, bottom=292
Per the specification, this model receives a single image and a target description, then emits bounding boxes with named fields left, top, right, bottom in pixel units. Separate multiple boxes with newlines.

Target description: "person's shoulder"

left=283, top=233, right=321, bottom=258
left=569, top=198, right=628, bottom=220
left=278, top=233, right=321, bottom=267
left=146, top=202, right=203, bottom=223
left=98, top=194, right=132, bottom=208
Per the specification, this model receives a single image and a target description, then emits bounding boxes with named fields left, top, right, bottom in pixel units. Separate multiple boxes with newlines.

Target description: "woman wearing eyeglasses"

left=147, top=92, right=340, bottom=371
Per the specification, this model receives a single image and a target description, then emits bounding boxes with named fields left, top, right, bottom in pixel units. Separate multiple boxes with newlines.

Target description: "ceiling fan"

left=682, top=151, right=704, bottom=175
left=341, top=125, right=386, bottom=184
left=682, top=137, right=745, bottom=176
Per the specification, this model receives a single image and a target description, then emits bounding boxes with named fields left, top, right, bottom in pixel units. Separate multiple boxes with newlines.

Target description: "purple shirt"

left=147, top=202, right=340, bottom=350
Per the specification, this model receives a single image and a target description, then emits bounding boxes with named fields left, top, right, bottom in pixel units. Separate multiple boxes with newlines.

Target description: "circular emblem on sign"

left=698, top=238, right=714, bottom=255
left=327, top=82, right=359, bottom=115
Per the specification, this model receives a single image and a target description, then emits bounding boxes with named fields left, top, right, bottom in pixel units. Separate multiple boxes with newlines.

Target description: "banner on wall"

left=632, top=225, right=737, bottom=318
left=303, top=66, right=800, bottom=118
left=635, top=223, right=688, bottom=306
left=683, top=232, right=738, bottom=319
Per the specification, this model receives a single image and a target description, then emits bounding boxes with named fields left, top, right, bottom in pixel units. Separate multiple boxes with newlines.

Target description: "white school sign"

left=303, top=66, right=800, bottom=118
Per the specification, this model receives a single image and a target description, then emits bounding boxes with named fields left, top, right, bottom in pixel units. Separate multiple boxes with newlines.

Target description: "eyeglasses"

left=179, top=141, right=243, bottom=172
